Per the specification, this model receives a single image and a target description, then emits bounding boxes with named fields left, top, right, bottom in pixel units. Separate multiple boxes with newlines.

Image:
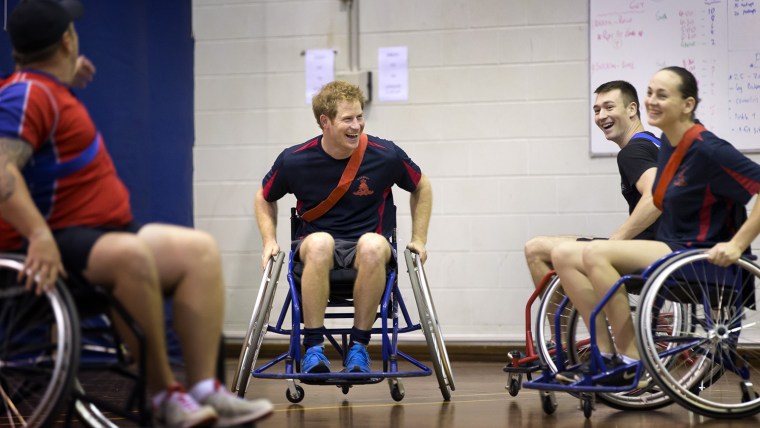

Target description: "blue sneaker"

left=345, top=343, right=371, bottom=373
left=301, top=345, right=330, bottom=373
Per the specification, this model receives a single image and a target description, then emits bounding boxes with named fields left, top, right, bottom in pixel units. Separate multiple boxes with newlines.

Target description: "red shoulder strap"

left=653, top=124, right=705, bottom=210
left=300, top=133, right=368, bottom=222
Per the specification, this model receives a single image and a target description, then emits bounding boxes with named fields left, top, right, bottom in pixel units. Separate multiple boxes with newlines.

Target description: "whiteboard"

left=590, top=0, right=760, bottom=156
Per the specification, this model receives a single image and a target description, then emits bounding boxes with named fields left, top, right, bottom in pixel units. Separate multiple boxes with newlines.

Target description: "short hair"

left=12, top=39, right=63, bottom=66
left=594, top=80, right=641, bottom=119
left=312, top=81, right=365, bottom=129
left=660, top=66, right=700, bottom=120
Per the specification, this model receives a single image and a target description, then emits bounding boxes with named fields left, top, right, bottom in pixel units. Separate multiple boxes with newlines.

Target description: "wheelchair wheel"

left=588, top=290, right=677, bottom=411
left=536, top=273, right=674, bottom=410
left=637, top=250, right=760, bottom=419
left=71, top=379, right=119, bottom=428
left=534, top=274, right=584, bottom=373
left=405, top=249, right=455, bottom=401
left=232, top=252, right=285, bottom=398
left=0, top=255, right=80, bottom=427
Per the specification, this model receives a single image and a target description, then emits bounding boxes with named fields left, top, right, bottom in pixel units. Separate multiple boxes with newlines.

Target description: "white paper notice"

left=305, top=49, right=335, bottom=104
left=378, top=46, right=408, bottom=102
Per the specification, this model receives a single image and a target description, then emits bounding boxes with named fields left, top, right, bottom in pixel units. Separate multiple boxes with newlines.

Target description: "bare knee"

left=300, top=232, right=335, bottom=268
left=581, top=242, right=607, bottom=273
left=551, top=242, right=578, bottom=271
left=524, top=236, right=551, bottom=265
left=182, top=229, right=220, bottom=266
left=87, top=235, right=159, bottom=289
left=355, top=233, right=390, bottom=269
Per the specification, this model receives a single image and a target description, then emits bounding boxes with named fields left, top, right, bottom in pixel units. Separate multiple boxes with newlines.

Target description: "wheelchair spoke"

left=637, top=251, right=760, bottom=418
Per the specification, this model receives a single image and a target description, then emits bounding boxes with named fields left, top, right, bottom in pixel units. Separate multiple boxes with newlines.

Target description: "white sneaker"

left=154, top=386, right=218, bottom=428
left=199, top=381, right=273, bottom=426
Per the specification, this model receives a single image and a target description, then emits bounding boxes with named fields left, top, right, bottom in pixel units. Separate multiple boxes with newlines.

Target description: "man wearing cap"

left=0, top=1, right=272, bottom=427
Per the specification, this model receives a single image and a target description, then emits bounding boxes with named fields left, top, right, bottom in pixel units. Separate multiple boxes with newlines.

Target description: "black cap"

left=8, top=0, right=84, bottom=54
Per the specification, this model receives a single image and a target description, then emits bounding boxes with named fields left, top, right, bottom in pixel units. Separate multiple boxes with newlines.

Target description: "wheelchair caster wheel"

left=286, top=384, right=305, bottom=403
left=341, top=385, right=350, bottom=395
left=582, top=395, right=593, bottom=418
left=540, top=391, right=557, bottom=415
left=391, top=384, right=405, bottom=401
left=388, top=378, right=405, bottom=402
left=508, top=377, right=520, bottom=397
left=741, top=381, right=759, bottom=403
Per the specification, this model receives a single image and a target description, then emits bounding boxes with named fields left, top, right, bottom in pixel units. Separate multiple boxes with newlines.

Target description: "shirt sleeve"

left=709, top=138, right=760, bottom=204
left=617, top=140, right=658, bottom=189
left=0, top=81, right=56, bottom=149
left=392, top=144, right=422, bottom=192
left=261, top=150, right=288, bottom=202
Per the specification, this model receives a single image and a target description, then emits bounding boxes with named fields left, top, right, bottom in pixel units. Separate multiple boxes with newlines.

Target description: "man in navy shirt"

left=520, top=81, right=661, bottom=367
left=255, top=80, right=433, bottom=374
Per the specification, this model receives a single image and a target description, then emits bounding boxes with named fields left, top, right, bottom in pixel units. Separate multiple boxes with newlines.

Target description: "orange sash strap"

left=300, top=133, right=368, bottom=222
left=652, top=124, right=705, bottom=210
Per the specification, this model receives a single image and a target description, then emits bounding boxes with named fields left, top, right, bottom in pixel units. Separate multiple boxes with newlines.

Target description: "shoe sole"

left=159, top=413, right=217, bottom=428
left=215, top=406, right=274, bottom=426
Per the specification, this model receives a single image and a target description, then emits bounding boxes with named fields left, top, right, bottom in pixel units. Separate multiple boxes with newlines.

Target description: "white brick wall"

left=192, top=0, right=760, bottom=343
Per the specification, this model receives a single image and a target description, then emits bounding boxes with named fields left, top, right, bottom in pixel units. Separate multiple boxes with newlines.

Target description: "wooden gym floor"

left=240, top=359, right=760, bottom=428
left=59, top=348, right=760, bottom=427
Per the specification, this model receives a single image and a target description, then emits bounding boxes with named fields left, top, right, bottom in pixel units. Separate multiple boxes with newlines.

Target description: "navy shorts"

left=51, top=223, right=142, bottom=275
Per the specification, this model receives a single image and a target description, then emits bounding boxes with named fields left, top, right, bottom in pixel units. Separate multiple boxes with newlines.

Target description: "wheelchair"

left=231, top=209, right=455, bottom=403
left=0, top=252, right=192, bottom=427
left=523, top=249, right=760, bottom=419
left=505, top=270, right=674, bottom=415
left=502, top=271, right=563, bottom=413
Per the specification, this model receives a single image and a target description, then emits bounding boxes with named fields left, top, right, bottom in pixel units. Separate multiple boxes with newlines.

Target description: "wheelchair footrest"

left=503, top=366, right=541, bottom=374
left=253, top=369, right=432, bottom=381
left=503, top=351, right=541, bottom=373
left=523, top=370, right=646, bottom=393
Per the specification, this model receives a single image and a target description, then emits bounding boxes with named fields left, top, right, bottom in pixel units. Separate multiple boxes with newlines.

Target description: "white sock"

left=600, top=352, right=615, bottom=360
left=618, top=354, right=638, bottom=364
left=189, top=378, right=217, bottom=402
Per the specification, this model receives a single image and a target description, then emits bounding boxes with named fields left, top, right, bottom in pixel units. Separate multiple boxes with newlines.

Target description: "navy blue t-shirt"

left=618, top=132, right=661, bottom=240
left=653, top=126, right=760, bottom=249
left=262, top=134, right=422, bottom=240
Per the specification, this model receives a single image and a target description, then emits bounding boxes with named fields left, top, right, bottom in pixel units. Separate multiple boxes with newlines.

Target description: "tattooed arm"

left=0, top=137, right=64, bottom=294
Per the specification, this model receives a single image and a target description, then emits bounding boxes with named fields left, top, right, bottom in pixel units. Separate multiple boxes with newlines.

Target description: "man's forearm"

left=410, top=175, right=432, bottom=243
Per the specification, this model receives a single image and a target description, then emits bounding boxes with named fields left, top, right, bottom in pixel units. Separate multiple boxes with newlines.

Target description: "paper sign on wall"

left=378, top=46, right=408, bottom=102
left=305, top=49, right=335, bottom=104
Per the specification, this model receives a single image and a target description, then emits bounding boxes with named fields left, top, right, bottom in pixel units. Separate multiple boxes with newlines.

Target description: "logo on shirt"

left=353, top=176, right=374, bottom=196
left=674, top=165, right=688, bottom=187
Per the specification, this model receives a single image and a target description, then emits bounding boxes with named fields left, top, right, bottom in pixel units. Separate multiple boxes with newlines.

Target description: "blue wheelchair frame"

left=524, top=252, right=676, bottom=395
left=524, top=249, right=760, bottom=418
left=232, top=209, right=454, bottom=402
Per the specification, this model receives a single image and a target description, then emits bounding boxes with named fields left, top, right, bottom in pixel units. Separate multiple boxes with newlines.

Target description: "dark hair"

left=12, top=39, right=63, bottom=66
left=660, top=66, right=700, bottom=120
left=594, top=80, right=640, bottom=118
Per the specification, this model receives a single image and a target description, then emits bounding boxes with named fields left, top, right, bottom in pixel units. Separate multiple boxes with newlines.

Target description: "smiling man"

left=517, top=81, right=662, bottom=368
left=254, top=80, right=432, bottom=374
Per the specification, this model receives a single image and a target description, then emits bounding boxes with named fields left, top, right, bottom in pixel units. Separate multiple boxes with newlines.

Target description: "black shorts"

left=51, top=223, right=142, bottom=275
left=291, top=238, right=396, bottom=297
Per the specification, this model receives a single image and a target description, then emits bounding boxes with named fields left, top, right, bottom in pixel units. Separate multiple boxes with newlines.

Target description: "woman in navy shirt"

left=554, top=66, right=760, bottom=384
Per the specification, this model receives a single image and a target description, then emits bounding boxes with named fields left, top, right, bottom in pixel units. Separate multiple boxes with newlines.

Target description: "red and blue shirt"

left=0, top=70, right=132, bottom=249
left=653, top=125, right=760, bottom=248
left=262, top=134, right=422, bottom=240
